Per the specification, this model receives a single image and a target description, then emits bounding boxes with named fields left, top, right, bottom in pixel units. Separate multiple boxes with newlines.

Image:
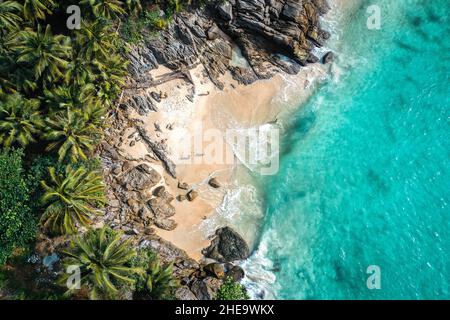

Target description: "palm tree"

left=64, top=57, right=94, bottom=87
left=44, top=84, right=95, bottom=111
left=60, top=227, right=143, bottom=299
left=43, top=108, right=101, bottom=163
left=40, top=165, right=105, bottom=235
left=0, top=55, right=37, bottom=93
left=131, top=249, right=178, bottom=300
left=122, top=0, right=141, bottom=14
left=22, top=0, right=55, bottom=21
left=81, top=0, right=126, bottom=20
left=11, top=24, right=71, bottom=83
left=0, top=93, right=43, bottom=147
left=142, top=257, right=178, bottom=299
left=44, top=84, right=107, bottom=127
left=93, top=53, right=127, bottom=107
left=74, top=19, right=116, bottom=60
left=0, top=1, right=22, bottom=31
left=83, top=98, right=108, bottom=127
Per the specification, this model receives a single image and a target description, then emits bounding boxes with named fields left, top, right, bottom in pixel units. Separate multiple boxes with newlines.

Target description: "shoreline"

left=107, top=0, right=351, bottom=263
left=97, top=0, right=343, bottom=300
left=114, top=61, right=329, bottom=260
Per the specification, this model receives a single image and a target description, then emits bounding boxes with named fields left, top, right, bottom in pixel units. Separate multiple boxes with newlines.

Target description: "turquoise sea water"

left=248, top=0, right=450, bottom=299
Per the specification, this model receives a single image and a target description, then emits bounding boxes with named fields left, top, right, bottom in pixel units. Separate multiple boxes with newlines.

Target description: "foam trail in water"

left=240, top=233, right=279, bottom=299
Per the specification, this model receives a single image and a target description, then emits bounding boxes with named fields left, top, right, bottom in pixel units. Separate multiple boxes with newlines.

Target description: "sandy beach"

left=114, top=59, right=329, bottom=261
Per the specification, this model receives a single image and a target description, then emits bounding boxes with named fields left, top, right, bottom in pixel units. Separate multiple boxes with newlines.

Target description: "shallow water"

left=244, top=0, right=450, bottom=299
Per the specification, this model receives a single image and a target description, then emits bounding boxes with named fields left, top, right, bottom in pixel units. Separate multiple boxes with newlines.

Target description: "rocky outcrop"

left=125, top=0, right=331, bottom=87
left=322, top=51, right=334, bottom=64
left=204, top=262, right=226, bottom=279
left=175, top=286, right=198, bottom=300
left=202, top=226, right=250, bottom=262
left=120, top=93, right=157, bottom=116
left=136, top=126, right=177, bottom=178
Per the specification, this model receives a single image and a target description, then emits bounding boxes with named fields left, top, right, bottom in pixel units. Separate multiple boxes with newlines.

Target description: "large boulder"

left=218, top=2, right=233, bottom=21
left=190, top=277, right=222, bottom=300
left=148, top=197, right=175, bottom=219
left=118, top=164, right=161, bottom=191
left=204, top=263, right=226, bottom=279
left=154, top=218, right=177, bottom=231
left=175, top=287, right=198, bottom=300
left=208, top=177, right=221, bottom=188
left=322, top=51, right=335, bottom=64
left=202, top=227, right=250, bottom=262
left=226, top=265, right=245, bottom=282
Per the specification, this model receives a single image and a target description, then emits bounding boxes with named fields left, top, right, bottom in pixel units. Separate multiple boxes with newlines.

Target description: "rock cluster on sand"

left=96, top=0, right=332, bottom=300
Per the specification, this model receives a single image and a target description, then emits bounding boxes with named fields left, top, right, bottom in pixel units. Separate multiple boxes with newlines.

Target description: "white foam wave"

left=236, top=2, right=354, bottom=299
left=240, top=234, right=279, bottom=299
left=200, top=180, right=264, bottom=248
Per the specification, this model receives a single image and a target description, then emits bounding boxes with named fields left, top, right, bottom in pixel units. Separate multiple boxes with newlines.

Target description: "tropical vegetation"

left=40, top=165, right=105, bottom=235
left=0, top=0, right=222, bottom=302
left=59, top=227, right=143, bottom=299
left=0, top=148, right=36, bottom=265
left=131, top=248, right=179, bottom=300
left=216, top=277, right=249, bottom=300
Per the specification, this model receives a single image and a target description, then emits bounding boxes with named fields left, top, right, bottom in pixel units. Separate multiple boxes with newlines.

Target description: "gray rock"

left=178, top=182, right=190, bottom=190
left=175, top=287, right=198, bottom=300
left=207, top=25, right=221, bottom=40
left=154, top=218, right=177, bottom=231
left=322, top=51, right=334, bottom=64
left=187, top=190, right=199, bottom=201
left=208, top=177, right=221, bottom=188
left=136, top=126, right=177, bottom=178
left=118, top=164, right=161, bottom=191
left=226, top=265, right=245, bottom=281
left=190, top=277, right=222, bottom=300
left=148, top=197, right=176, bottom=219
left=203, top=226, right=250, bottom=262
left=100, top=141, right=120, bottom=160
left=204, top=263, right=226, bottom=279
left=153, top=185, right=166, bottom=197
left=218, top=2, right=233, bottom=21
left=150, top=91, right=161, bottom=102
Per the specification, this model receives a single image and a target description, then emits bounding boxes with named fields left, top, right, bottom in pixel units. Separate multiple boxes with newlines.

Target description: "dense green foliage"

left=0, top=0, right=134, bottom=237
left=60, top=227, right=143, bottom=299
left=40, top=165, right=105, bottom=235
left=0, top=93, right=43, bottom=147
left=216, top=277, right=249, bottom=300
left=0, top=0, right=203, bottom=301
left=131, top=248, right=179, bottom=300
left=0, top=148, right=36, bottom=265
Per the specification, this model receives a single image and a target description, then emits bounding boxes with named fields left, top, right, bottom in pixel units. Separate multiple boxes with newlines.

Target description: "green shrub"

left=120, top=6, right=170, bottom=43
left=0, top=148, right=36, bottom=265
left=131, top=248, right=179, bottom=300
left=60, top=227, right=143, bottom=300
left=216, top=277, right=249, bottom=300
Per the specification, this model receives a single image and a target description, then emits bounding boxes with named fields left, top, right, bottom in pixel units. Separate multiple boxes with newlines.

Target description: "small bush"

left=0, top=148, right=36, bottom=265
left=216, top=277, right=249, bottom=300
left=131, top=248, right=179, bottom=300
left=120, top=7, right=169, bottom=43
